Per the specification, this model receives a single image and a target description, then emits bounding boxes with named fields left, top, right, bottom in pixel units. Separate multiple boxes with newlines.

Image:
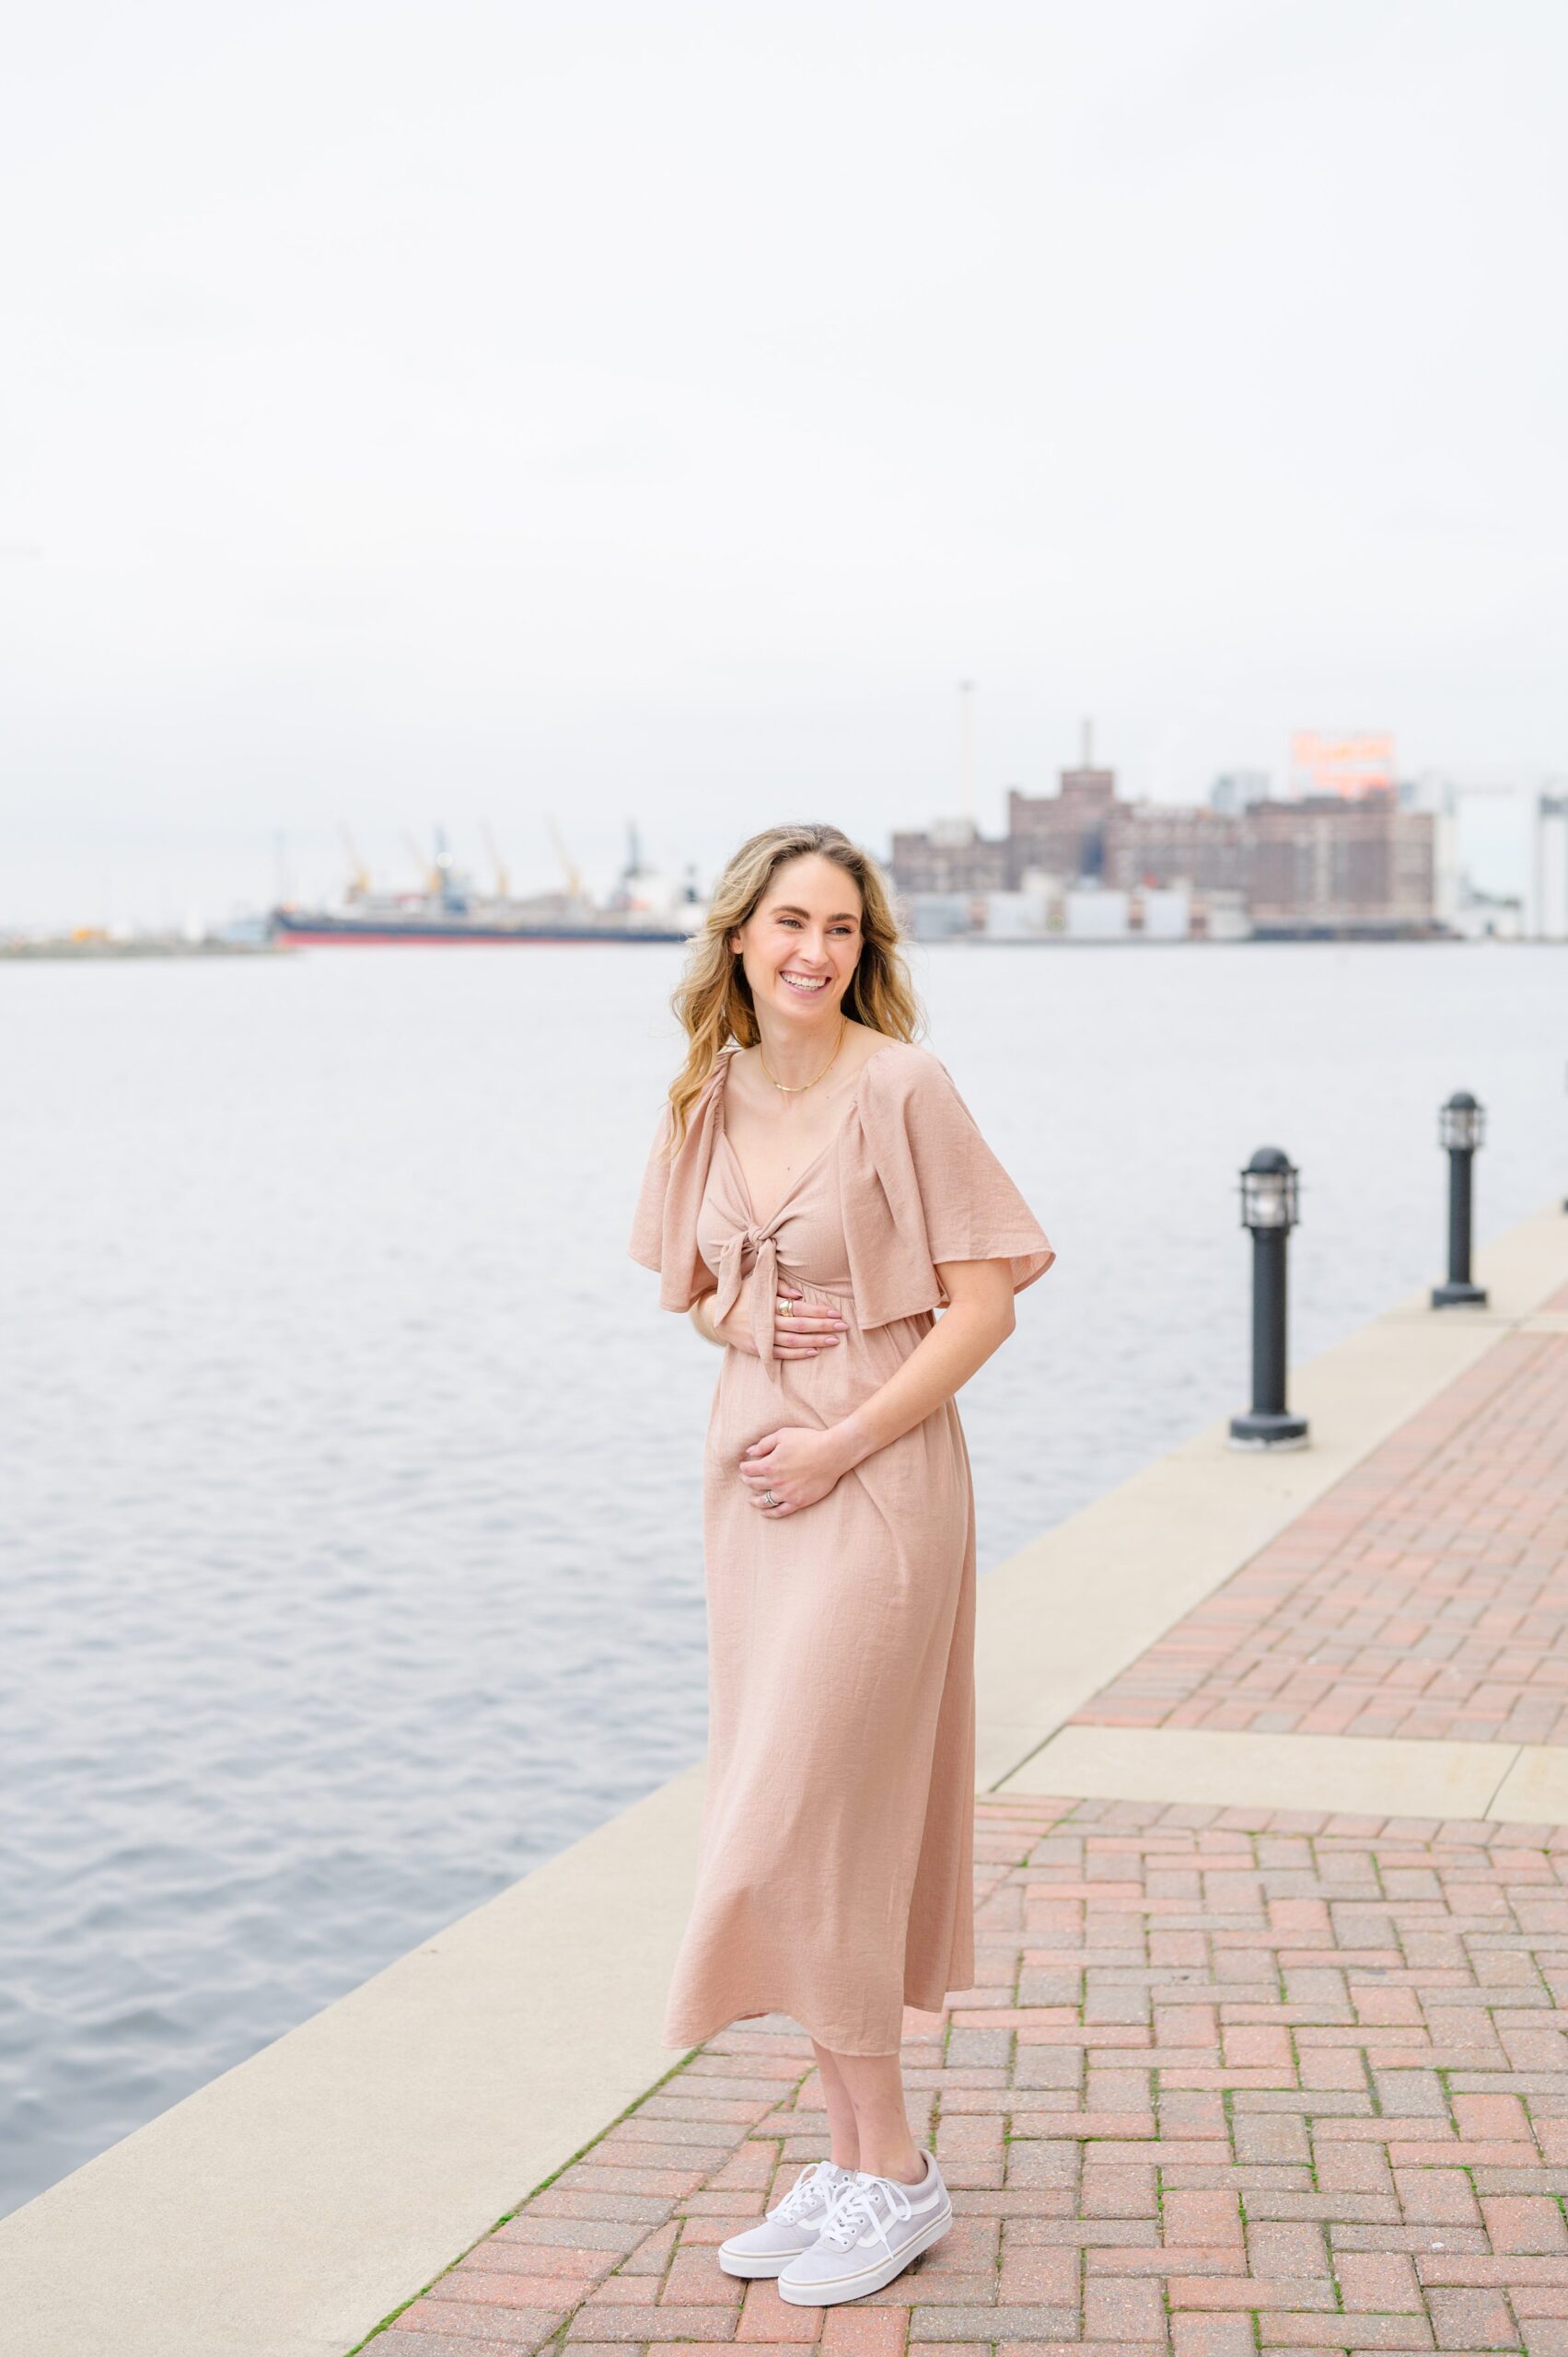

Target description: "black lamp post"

left=1431, top=1090, right=1488, bottom=1307
left=1228, top=1146, right=1309, bottom=1451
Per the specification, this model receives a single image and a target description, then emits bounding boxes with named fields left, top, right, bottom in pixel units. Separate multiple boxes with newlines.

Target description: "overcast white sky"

left=4, top=0, right=1564, bottom=924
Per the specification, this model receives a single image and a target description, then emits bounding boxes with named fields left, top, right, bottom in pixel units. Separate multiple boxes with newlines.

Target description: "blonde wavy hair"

left=662, top=824, right=923, bottom=1148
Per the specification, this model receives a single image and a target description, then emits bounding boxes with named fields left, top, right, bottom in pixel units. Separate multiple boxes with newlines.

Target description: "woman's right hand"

left=708, top=1275, right=849, bottom=1358
left=769, top=1280, right=849, bottom=1359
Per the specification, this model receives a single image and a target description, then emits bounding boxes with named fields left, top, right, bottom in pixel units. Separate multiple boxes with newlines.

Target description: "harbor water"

left=2, top=938, right=1563, bottom=2216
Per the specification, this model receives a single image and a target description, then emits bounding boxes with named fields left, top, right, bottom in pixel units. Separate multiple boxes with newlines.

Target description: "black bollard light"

left=1431, top=1090, right=1489, bottom=1307
left=1228, top=1146, right=1309, bottom=1451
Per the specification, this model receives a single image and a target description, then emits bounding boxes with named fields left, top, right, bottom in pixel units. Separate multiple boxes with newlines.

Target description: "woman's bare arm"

left=690, top=1291, right=726, bottom=1347
left=829, top=1259, right=1016, bottom=1472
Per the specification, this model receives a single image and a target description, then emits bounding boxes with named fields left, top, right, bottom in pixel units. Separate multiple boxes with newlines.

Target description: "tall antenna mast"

left=1081, top=717, right=1094, bottom=771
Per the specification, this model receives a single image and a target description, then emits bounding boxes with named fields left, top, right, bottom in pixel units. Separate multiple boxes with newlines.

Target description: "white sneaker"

left=716, top=2158, right=858, bottom=2278
left=776, top=2148, right=952, bottom=2305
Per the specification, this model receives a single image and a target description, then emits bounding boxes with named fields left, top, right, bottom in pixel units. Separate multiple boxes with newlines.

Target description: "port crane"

left=546, top=816, right=584, bottom=903
left=341, top=830, right=371, bottom=902
left=403, top=832, right=442, bottom=896
left=481, top=822, right=510, bottom=901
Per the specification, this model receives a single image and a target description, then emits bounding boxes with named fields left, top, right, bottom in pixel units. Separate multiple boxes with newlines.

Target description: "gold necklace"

left=758, top=1014, right=847, bottom=1094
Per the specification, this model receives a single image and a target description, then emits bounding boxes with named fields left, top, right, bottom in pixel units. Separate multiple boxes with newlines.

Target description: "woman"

left=629, top=822, right=1054, bottom=2307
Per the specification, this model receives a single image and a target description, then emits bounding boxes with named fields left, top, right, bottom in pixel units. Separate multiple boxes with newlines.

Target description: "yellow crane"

left=341, top=828, right=370, bottom=901
left=403, top=831, right=439, bottom=894
left=546, top=815, right=583, bottom=901
left=481, top=820, right=510, bottom=901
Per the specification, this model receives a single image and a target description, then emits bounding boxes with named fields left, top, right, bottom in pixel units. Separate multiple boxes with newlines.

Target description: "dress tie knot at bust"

left=713, top=1226, right=783, bottom=1364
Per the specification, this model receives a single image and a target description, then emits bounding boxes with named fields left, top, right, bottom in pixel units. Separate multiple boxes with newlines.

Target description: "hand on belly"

left=737, top=1423, right=850, bottom=1519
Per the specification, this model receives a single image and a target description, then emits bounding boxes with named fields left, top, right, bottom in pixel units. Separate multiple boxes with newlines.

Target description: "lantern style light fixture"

left=1432, top=1090, right=1488, bottom=1308
left=1239, top=1149, right=1300, bottom=1233
left=1229, top=1146, right=1308, bottom=1451
left=1437, top=1091, right=1486, bottom=1155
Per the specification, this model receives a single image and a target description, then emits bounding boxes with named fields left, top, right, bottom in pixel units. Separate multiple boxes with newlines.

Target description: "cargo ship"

left=271, top=825, right=705, bottom=946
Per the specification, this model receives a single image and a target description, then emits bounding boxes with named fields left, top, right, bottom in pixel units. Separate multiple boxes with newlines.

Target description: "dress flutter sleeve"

left=839, top=1046, right=1056, bottom=1330
left=627, top=1069, right=725, bottom=1314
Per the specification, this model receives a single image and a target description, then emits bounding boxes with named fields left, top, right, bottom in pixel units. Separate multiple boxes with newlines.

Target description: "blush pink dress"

left=629, top=1034, right=1055, bottom=2056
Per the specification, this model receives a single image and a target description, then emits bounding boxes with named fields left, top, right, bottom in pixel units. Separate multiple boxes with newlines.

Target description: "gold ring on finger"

left=779, top=1299, right=793, bottom=1318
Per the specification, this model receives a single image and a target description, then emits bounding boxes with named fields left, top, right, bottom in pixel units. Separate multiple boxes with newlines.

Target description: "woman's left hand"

left=738, top=1425, right=847, bottom=1518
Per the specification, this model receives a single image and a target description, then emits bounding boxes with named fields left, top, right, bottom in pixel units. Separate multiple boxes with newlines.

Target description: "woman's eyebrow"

left=769, top=903, right=861, bottom=921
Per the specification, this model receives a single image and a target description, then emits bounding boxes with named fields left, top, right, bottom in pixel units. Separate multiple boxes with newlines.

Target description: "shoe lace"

left=816, top=2169, right=916, bottom=2253
left=770, top=2160, right=845, bottom=2223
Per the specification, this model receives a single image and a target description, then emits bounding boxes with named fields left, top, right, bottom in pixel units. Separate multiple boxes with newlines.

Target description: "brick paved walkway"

left=1076, top=1336, right=1568, bottom=1747
left=370, top=1793, right=1568, bottom=2357
left=364, top=1313, right=1568, bottom=2357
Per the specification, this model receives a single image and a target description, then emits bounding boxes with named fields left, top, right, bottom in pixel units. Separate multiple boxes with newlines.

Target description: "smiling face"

left=727, top=852, right=865, bottom=1028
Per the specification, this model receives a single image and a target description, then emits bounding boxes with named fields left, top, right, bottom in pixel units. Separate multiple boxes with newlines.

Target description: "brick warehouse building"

left=889, top=761, right=1438, bottom=937
left=1244, top=790, right=1436, bottom=937
left=886, top=817, right=1009, bottom=895
left=1102, top=805, right=1249, bottom=899
left=1005, top=761, right=1120, bottom=886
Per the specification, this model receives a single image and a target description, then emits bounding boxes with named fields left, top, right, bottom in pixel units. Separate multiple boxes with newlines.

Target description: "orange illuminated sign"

left=1289, top=731, right=1396, bottom=799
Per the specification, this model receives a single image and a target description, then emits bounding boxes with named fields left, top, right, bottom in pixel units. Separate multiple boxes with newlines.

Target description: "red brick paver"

left=1077, top=1333, right=1568, bottom=1745
left=370, top=1794, right=1568, bottom=2356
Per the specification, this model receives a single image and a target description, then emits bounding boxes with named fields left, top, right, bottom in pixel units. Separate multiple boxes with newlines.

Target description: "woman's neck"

left=749, top=1011, right=851, bottom=1093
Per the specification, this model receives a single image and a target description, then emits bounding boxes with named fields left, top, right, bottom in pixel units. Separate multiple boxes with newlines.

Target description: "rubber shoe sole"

left=776, top=2200, right=952, bottom=2304
left=716, top=2235, right=814, bottom=2280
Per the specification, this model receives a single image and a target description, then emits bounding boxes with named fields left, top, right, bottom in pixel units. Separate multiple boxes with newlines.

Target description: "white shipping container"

left=1142, top=887, right=1191, bottom=939
left=982, top=891, right=1048, bottom=938
left=1065, top=888, right=1130, bottom=939
left=1202, top=889, right=1254, bottom=942
left=904, top=892, right=973, bottom=941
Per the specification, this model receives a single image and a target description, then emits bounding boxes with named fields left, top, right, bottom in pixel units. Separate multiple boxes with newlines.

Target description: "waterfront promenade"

left=4, top=1206, right=1566, bottom=2357
left=364, top=1260, right=1568, bottom=2356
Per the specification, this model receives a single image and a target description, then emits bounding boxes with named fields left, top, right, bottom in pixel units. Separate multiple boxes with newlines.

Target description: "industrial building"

left=889, top=746, right=1440, bottom=942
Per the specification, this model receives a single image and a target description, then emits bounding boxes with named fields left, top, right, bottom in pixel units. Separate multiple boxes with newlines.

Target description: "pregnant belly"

left=715, top=1301, right=931, bottom=1430
left=705, top=1302, right=968, bottom=1538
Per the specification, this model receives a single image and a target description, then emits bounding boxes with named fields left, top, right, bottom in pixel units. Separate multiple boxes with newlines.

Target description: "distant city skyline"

left=4, top=1, right=1564, bottom=927
left=5, top=737, right=1551, bottom=935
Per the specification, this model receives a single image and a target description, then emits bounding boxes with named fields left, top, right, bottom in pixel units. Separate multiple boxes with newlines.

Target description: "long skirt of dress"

left=660, top=1296, right=977, bottom=2058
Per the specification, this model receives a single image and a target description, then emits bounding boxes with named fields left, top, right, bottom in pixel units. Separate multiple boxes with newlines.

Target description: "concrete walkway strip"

left=1491, top=1743, right=1568, bottom=1823
left=3, top=1199, right=1566, bottom=2356
left=996, top=1722, right=1523, bottom=1818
